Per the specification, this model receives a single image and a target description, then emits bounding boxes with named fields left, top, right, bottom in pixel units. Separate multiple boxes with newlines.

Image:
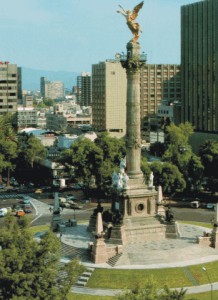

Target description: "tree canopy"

left=150, top=161, right=186, bottom=196
left=0, top=114, right=18, bottom=185
left=0, top=216, right=85, bottom=300
left=199, top=139, right=218, bottom=178
left=60, top=133, right=126, bottom=194
left=162, top=123, right=203, bottom=192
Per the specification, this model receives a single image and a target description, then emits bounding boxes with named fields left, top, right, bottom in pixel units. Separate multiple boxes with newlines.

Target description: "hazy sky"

left=0, top=0, right=200, bottom=73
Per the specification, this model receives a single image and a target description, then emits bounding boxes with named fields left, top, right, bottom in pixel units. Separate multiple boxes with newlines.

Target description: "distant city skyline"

left=0, top=0, right=201, bottom=73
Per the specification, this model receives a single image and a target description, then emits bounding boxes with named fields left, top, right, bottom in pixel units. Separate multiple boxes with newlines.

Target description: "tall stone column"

left=121, top=42, right=145, bottom=185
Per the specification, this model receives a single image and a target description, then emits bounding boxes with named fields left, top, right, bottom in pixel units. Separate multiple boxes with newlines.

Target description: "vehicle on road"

left=0, top=208, right=8, bottom=217
left=15, top=210, right=25, bottom=217
left=207, top=203, right=215, bottom=210
left=70, top=202, right=82, bottom=209
left=23, top=205, right=32, bottom=213
left=20, top=196, right=31, bottom=205
left=35, top=188, right=43, bottom=194
left=190, top=201, right=200, bottom=208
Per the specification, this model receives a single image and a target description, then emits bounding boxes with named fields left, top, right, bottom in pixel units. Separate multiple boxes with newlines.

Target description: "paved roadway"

left=0, top=191, right=215, bottom=225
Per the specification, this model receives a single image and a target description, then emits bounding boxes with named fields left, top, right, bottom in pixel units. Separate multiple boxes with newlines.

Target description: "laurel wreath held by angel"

left=117, top=1, right=144, bottom=43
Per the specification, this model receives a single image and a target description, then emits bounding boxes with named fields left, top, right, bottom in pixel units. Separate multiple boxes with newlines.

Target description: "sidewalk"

left=72, top=283, right=218, bottom=296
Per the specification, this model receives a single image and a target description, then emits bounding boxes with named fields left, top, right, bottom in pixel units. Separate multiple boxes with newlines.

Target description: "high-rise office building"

left=0, top=62, right=19, bottom=116
left=140, top=64, right=181, bottom=119
left=40, top=77, right=48, bottom=98
left=45, top=81, right=64, bottom=100
left=77, top=72, right=92, bottom=106
left=140, top=64, right=181, bottom=136
left=181, top=0, right=218, bottom=132
left=40, top=77, right=64, bottom=100
left=92, top=60, right=127, bottom=137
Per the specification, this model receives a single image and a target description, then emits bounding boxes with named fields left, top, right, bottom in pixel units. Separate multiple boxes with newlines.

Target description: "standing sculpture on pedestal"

left=117, top=2, right=144, bottom=43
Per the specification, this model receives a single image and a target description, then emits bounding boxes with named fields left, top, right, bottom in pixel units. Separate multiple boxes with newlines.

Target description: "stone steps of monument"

left=124, top=216, right=164, bottom=227
left=75, top=267, right=95, bottom=287
left=61, top=242, right=90, bottom=262
left=76, top=280, right=87, bottom=287
left=107, top=253, right=123, bottom=267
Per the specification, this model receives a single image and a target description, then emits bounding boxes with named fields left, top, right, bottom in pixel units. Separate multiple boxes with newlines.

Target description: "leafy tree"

left=94, top=132, right=126, bottom=163
left=199, top=139, right=218, bottom=178
left=141, top=157, right=151, bottom=183
left=0, top=114, right=18, bottom=185
left=115, top=279, right=191, bottom=300
left=150, top=161, right=186, bottom=196
left=60, top=137, right=103, bottom=190
left=60, top=133, right=126, bottom=194
left=0, top=216, right=85, bottom=300
left=187, top=155, right=204, bottom=191
left=23, top=134, right=46, bottom=168
left=94, top=132, right=126, bottom=191
left=163, top=123, right=203, bottom=192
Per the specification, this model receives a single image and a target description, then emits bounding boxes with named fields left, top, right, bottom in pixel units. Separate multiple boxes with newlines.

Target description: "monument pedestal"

left=91, top=238, right=108, bottom=264
left=211, top=225, right=218, bottom=248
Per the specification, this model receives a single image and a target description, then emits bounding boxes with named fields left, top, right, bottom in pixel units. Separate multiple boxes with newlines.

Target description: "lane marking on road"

left=31, top=214, right=42, bottom=224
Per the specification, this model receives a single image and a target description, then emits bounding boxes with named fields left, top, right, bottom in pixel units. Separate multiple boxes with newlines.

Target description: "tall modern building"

left=40, top=77, right=64, bottom=100
left=40, top=77, right=48, bottom=98
left=0, top=62, right=20, bottom=116
left=92, top=60, right=127, bottom=137
left=140, top=64, right=181, bottom=119
left=181, top=0, right=218, bottom=132
left=76, top=72, right=92, bottom=106
left=140, top=64, right=181, bottom=135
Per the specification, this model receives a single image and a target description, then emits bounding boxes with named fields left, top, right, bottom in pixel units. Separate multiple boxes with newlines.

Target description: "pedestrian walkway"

left=71, top=282, right=218, bottom=297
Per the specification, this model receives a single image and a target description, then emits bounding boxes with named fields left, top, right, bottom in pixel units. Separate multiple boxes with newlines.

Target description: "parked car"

left=15, top=210, right=25, bottom=217
left=23, top=206, right=32, bottom=213
left=70, top=202, right=82, bottom=209
left=20, top=196, right=30, bottom=205
left=35, top=188, right=43, bottom=194
left=0, top=208, right=8, bottom=217
left=207, top=203, right=215, bottom=210
left=190, top=201, right=200, bottom=208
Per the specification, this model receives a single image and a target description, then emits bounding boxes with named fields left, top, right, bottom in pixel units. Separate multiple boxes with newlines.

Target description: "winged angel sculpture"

left=117, top=1, right=144, bottom=43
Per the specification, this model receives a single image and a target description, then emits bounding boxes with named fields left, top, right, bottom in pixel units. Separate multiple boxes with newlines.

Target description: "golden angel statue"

left=117, top=1, right=144, bottom=43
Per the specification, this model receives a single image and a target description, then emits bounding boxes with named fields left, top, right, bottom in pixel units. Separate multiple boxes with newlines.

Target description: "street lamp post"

left=202, top=267, right=213, bottom=300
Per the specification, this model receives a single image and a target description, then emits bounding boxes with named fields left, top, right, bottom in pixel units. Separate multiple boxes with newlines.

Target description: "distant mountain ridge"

left=22, top=67, right=80, bottom=91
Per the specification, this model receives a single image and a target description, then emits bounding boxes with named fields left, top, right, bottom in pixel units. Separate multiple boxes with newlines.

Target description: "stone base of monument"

left=109, top=217, right=179, bottom=245
left=210, top=225, right=218, bottom=248
left=108, top=224, right=127, bottom=245
left=91, top=238, right=109, bottom=264
left=165, top=222, right=180, bottom=239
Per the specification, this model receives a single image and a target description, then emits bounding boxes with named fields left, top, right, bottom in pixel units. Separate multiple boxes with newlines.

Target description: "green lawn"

left=28, top=224, right=50, bottom=235
left=87, top=268, right=191, bottom=289
left=179, top=220, right=213, bottom=229
left=185, top=290, right=218, bottom=299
